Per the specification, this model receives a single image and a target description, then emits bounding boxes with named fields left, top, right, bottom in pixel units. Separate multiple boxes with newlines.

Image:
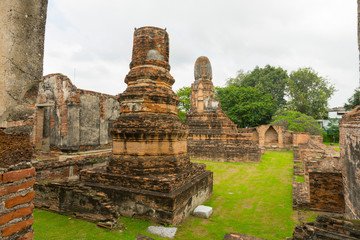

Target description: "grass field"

left=33, top=151, right=316, bottom=240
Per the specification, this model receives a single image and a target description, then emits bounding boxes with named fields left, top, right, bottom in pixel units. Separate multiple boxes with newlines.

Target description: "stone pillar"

left=0, top=0, right=48, bottom=127
left=81, top=27, right=213, bottom=225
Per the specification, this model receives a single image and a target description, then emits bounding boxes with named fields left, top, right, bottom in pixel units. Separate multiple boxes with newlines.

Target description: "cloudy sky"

left=43, top=0, right=358, bottom=108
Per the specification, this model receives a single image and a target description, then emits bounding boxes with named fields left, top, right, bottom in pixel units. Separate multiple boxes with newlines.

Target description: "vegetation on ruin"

left=216, top=86, right=276, bottom=127
left=344, top=87, right=360, bottom=111
left=271, top=110, right=324, bottom=135
left=33, top=151, right=318, bottom=240
left=323, top=119, right=339, bottom=143
left=296, top=175, right=306, bottom=183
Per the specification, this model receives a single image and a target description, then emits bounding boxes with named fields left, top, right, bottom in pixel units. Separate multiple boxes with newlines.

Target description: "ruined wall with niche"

left=243, top=125, right=323, bottom=151
left=0, top=0, right=48, bottom=134
left=34, top=73, right=120, bottom=152
left=186, top=56, right=261, bottom=162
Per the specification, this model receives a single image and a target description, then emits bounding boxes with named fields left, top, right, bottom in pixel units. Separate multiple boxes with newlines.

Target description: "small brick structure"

left=340, top=106, right=360, bottom=220
left=0, top=130, right=36, bottom=239
left=80, top=27, right=213, bottom=225
left=243, top=125, right=323, bottom=151
left=292, top=139, right=344, bottom=213
left=186, top=56, right=261, bottom=162
left=33, top=73, right=120, bottom=152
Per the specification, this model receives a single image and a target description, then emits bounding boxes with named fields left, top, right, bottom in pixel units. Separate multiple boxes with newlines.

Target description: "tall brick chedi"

left=186, top=56, right=261, bottom=162
left=81, top=27, right=213, bottom=225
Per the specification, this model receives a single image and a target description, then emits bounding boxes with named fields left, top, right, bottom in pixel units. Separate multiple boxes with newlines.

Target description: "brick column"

left=0, top=130, right=35, bottom=239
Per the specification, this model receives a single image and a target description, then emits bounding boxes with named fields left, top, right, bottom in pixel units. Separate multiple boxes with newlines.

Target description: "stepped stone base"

left=81, top=168, right=213, bottom=225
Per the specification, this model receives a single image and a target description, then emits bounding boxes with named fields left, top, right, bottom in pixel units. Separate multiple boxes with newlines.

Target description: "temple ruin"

left=33, top=73, right=119, bottom=152
left=79, top=27, right=213, bottom=225
left=186, top=56, right=261, bottom=162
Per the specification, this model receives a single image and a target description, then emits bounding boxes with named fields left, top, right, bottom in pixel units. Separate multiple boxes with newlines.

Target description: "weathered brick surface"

left=18, top=231, right=34, bottom=240
left=0, top=179, right=35, bottom=197
left=34, top=182, right=119, bottom=229
left=292, top=139, right=343, bottom=212
left=33, top=153, right=110, bottom=182
left=1, top=217, right=33, bottom=237
left=340, top=105, right=360, bottom=220
left=3, top=167, right=35, bottom=183
left=309, top=172, right=344, bottom=213
left=292, top=215, right=360, bottom=239
left=0, top=130, right=33, bottom=168
left=186, top=57, right=261, bottom=162
left=81, top=27, right=213, bottom=225
left=5, top=191, right=35, bottom=209
left=0, top=204, right=34, bottom=226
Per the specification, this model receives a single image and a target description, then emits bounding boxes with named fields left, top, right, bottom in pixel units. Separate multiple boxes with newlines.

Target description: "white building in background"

left=318, top=107, right=348, bottom=130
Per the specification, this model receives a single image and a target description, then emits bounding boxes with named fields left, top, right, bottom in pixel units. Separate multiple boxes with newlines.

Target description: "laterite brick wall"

left=0, top=130, right=35, bottom=239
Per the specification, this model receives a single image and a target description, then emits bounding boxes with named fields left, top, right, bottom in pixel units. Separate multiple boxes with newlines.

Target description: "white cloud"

left=43, top=0, right=359, bottom=107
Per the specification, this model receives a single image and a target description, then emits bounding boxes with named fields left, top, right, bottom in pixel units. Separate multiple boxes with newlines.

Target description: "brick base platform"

left=81, top=169, right=213, bottom=225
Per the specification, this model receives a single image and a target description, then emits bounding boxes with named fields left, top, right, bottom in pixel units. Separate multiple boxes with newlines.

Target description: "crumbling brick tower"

left=337, top=0, right=360, bottom=221
left=81, top=27, right=213, bottom=225
left=186, top=56, right=261, bottom=162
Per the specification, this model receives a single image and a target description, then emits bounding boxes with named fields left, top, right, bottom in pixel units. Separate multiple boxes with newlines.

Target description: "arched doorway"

left=265, top=126, right=278, bottom=146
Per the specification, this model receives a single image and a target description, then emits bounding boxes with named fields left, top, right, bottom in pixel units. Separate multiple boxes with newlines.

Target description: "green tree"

left=324, top=119, right=339, bottom=143
left=271, top=110, right=323, bottom=135
left=287, top=67, right=336, bottom=119
left=176, top=86, right=191, bottom=122
left=344, top=88, right=360, bottom=111
left=238, top=65, right=288, bottom=108
left=225, top=70, right=248, bottom=87
left=216, top=86, right=276, bottom=128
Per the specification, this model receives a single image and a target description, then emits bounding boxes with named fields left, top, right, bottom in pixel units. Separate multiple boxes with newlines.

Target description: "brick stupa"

left=186, top=56, right=261, bottom=162
left=81, top=27, right=213, bottom=225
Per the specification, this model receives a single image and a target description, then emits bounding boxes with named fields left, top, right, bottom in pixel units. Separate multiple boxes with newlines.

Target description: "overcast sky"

left=43, top=0, right=359, bottom=108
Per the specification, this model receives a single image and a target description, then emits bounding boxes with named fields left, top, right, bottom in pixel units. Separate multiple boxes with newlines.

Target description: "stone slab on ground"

left=223, top=233, right=267, bottom=240
left=193, top=205, right=213, bottom=218
left=146, top=226, right=177, bottom=239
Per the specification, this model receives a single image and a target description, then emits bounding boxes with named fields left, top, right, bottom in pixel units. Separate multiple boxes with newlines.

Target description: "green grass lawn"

left=33, top=151, right=316, bottom=240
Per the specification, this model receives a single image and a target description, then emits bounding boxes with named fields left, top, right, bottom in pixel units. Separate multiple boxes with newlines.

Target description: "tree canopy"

left=286, top=67, right=335, bottom=119
left=216, top=86, right=276, bottom=128
left=176, top=86, right=191, bottom=122
left=271, top=110, right=323, bottom=135
left=344, top=88, right=360, bottom=111
left=234, top=65, right=288, bottom=108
